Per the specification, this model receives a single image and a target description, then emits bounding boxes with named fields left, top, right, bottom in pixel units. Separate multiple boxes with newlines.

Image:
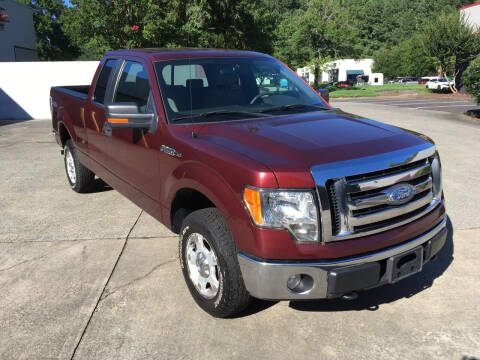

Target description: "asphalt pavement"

left=1, top=103, right=480, bottom=359
left=334, top=96, right=480, bottom=114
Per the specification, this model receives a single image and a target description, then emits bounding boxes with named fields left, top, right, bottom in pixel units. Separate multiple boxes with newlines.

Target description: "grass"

left=329, top=83, right=430, bottom=98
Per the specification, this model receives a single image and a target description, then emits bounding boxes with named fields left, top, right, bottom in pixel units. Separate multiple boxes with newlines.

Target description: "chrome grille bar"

left=350, top=191, right=433, bottom=226
left=346, top=162, right=431, bottom=192
left=348, top=177, right=432, bottom=210
left=310, top=143, right=439, bottom=243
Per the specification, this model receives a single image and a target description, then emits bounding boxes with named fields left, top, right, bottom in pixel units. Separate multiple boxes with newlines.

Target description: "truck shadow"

left=465, top=109, right=480, bottom=119
left=288, top=217, right=454, bottom=313
left=88, top=178, right=113, bottom=193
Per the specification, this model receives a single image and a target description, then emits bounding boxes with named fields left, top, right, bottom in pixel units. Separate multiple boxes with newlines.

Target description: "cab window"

left=114, top=61, right=151, bottom=113
left=93, top=59, right=117, bottom=104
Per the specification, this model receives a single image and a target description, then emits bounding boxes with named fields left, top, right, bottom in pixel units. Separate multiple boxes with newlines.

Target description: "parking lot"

left=1, top=101, right=480, bottom=359
left=335, top=96, right=480, bottom=114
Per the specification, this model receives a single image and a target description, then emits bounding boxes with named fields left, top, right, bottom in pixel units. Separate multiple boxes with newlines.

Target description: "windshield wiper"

left=260, top=104, right=327, bottom=113
left=171, top=110, right=270, bottom=122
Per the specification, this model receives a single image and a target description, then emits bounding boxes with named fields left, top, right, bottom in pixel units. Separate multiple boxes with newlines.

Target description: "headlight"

left=243, top=187, right=319, bottom=242
left=431, top=152, right=442, bottom=199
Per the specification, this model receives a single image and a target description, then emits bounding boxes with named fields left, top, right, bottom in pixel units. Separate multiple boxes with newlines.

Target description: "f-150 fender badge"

left=160, top=145, right=182, bottom=158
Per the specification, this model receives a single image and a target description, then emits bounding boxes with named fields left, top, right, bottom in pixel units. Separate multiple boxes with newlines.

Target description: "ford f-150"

left=50, top=48, right=447, bottom=317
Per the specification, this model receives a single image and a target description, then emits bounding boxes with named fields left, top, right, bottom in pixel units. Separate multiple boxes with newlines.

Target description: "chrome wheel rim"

left=185, top=233, right=220, bottom=299
left=65, top=148, right=76, bottom=184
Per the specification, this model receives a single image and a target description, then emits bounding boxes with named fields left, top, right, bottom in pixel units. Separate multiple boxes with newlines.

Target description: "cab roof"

left=104, top=48, right=271, bottom=62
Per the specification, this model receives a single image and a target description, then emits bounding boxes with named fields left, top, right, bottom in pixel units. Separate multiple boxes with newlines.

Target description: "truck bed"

left=51, top=85, right=90, bottom=100
left=50, top=85, right=91, bottom=142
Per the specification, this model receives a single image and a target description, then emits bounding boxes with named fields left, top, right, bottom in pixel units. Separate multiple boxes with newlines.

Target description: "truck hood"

left=194, top=109, right=429, bottom=187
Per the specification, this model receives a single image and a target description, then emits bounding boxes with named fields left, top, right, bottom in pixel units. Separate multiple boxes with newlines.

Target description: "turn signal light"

left=243, top=187, right=262, bottom=224
left=107, top=118, right=129, bottom=123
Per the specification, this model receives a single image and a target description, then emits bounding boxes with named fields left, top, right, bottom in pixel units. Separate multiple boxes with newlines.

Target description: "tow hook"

left=341, top=291, right=358, bottom=301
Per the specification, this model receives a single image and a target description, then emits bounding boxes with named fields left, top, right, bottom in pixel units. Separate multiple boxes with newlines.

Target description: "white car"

left=426, top=78, right=454, bottom=91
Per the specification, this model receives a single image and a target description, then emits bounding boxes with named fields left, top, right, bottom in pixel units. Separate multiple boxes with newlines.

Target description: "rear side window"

left=93, top=59, right=117, bottom=104
left=114, top=61, right=151, bottom=113
left=161, top=64, right=208, bottom=87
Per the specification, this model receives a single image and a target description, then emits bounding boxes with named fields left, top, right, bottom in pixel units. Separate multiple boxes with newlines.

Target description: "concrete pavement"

left=0, top=105, right=479, bottom=359
left=334, top=96, right=480, bottom=114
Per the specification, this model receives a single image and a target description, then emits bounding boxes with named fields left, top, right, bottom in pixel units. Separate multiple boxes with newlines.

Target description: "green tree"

left=61, top=0, right=273, bottom=60
left=346, top=0, right=473, bottom=57
left=373, top=35, right=437, bottom=78
left=181, top=0, right=274, bottom=52
left=421, top=12, right=480, bottom=93
left=274, top=0, right=355, bottom=88
left=61, top=0, right=184, bottom=60
left=19, top=0, right=78, bottom=60
left=463, top=57, right=480, bottom=104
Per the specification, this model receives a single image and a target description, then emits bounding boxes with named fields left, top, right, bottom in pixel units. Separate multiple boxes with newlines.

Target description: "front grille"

left=327, top=181, right=341, bottom=235
left=346, top=158, right=432, bottom=183
left=326, top=155, right=438, bottom=240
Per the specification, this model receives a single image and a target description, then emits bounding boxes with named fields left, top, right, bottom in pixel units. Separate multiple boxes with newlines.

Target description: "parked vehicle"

left=426, top=78, right=454, bottom=92
left=317, top=88, right=329, bottom=102
left=337, top=81, right=353, bottom=88
left=418, top=77, right=430, bottom=85
left=314, top=83, right=332, bottom=103
left=388, top=77, right=405, bottom=84
left=401, top=77, right=420, bottom=84
left=51, top=49, right=447, bottom=318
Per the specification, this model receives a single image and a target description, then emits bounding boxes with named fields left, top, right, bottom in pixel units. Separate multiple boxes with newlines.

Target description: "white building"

left=0, top=0, right=37, bottom=61
left=461, top=2, right=480, bottom=29
left=297, top=59, right=383, bottom=85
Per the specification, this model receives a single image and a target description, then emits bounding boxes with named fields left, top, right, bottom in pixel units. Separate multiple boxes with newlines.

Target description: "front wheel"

left=64, top=139, right=95, bottom=193
left=179, top=208, right=251, bottom=318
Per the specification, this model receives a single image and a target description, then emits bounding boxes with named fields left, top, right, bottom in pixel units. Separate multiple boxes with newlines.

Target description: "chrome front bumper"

left=238, top=216, right=447, bottom=300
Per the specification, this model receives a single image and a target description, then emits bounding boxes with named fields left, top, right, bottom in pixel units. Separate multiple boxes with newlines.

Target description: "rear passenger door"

left=104, top=59, right=160, bottom=202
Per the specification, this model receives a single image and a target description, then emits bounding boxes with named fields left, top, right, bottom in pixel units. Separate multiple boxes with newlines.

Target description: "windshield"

left=154, top=57, right=328, bottom=123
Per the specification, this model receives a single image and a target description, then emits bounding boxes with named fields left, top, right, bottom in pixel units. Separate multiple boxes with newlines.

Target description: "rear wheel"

left=64, top=139, right=94, bottom=193
left=179, top=208, right=251, bottom=318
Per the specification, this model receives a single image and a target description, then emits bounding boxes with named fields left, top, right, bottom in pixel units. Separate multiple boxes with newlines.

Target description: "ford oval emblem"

left=386, top=183, right=415, bottom=205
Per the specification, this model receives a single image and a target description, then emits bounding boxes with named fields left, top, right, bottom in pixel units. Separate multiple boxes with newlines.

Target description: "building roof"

left=460, top=2, right=480, bottom=10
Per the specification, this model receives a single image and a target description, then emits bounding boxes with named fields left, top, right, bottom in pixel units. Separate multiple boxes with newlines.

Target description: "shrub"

left=463, top=57, right=480, bottom=104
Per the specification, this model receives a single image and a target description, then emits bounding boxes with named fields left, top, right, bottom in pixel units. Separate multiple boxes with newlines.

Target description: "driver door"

left=104, top=59, right=160, bottom=202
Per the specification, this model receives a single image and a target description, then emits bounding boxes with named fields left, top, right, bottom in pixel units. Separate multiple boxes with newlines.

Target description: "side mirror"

left=105, top=103, right=155, bottom=131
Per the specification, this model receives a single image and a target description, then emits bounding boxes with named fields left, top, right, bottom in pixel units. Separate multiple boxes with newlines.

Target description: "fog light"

left=286, top=274, right=314, bottom=294
left=287, top=274, right=302, bottom=290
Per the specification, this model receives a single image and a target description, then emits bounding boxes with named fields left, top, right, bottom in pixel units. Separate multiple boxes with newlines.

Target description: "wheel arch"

left=170, top=188, right=216, bottom=233
left=58, top=121, right=72, bottom=147
left=166, top=162, right=246, bottom=235
left=56, top=108, right=76, bottom=147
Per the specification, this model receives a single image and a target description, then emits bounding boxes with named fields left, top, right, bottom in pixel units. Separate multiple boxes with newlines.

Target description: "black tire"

left=64, top=139, right=95, bottom=193
left=179, top=208, right=251, bottom=318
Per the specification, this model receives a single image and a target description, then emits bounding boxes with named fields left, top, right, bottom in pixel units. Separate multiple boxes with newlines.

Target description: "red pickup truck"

left=51, top=48, right=446, bottom=318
